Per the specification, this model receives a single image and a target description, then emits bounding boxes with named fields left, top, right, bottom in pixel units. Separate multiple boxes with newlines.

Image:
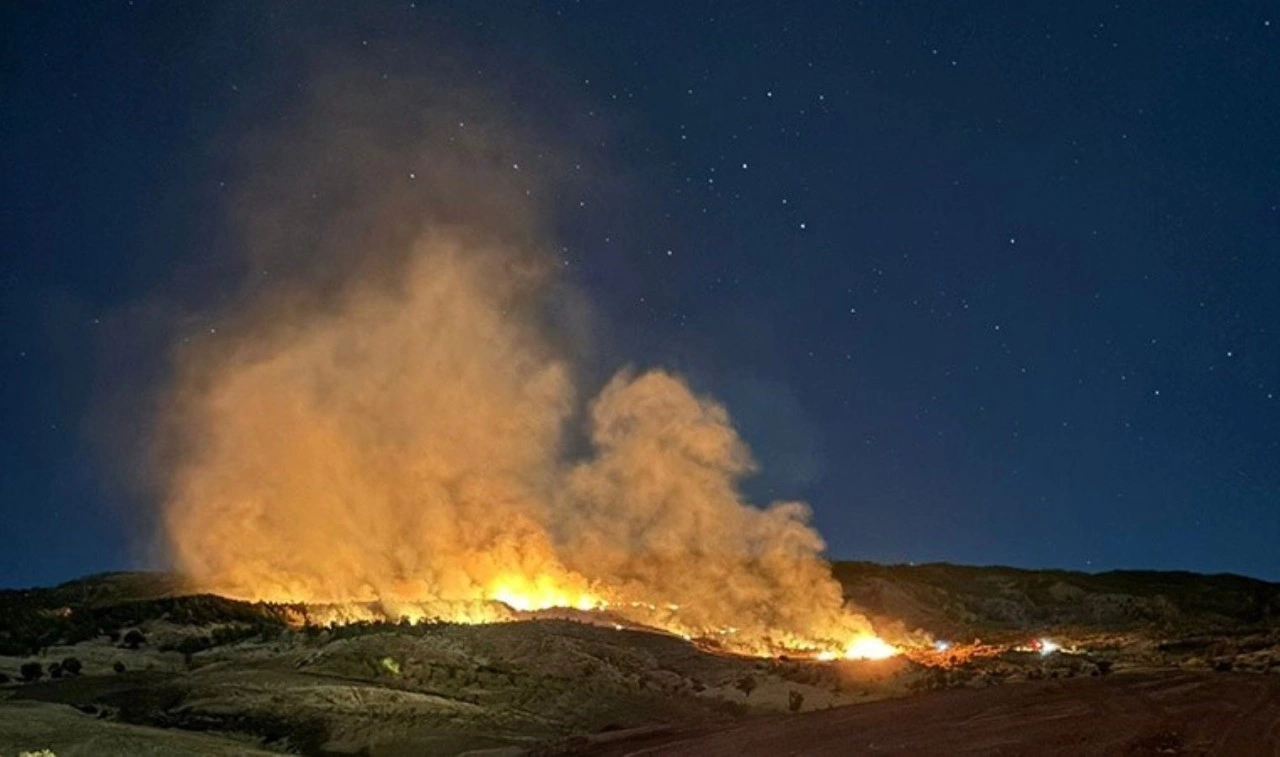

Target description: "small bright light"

left=934, top=640, right=951, bottom=652
left=1038, top=638, right=1060, bottom=656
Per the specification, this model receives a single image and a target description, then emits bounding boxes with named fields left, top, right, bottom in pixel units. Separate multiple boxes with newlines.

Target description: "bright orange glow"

left=264, top=572, right=901, bottom=661
left=487, top=574, right=605, bottom=612
left=843, top=635, right=898, bottom=660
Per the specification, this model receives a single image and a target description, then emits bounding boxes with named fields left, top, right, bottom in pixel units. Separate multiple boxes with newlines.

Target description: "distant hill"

left=2, top=571, right=196, bottom=608
left=0, top=573, right=288, bottom=656
left=832, top=561, right=1280, bottom=639
left=3, top=563, right=1279, bottom=655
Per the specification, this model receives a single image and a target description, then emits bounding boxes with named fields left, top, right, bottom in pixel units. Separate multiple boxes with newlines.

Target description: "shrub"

left=61, top=657, right=82, bottom=676
left=123, top=629, right=146, bottom=649
left=735, top=675, right=758, bottom=698
left=788, top=690, right=805, bottom=712
left=20, top=661, right=43, bottom=682
left=48, top=662, right=62, bottom=678
left=0, top=672, right=10, bottom=684
left=112, top=660, right=126, bottom=674
left=175, top=635, right=213, bottom=663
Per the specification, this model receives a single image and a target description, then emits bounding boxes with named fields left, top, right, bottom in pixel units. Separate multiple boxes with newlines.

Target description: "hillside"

left=833, top=561, right=1280, bottom=638
left=2, top=563, right=1278, bottom=756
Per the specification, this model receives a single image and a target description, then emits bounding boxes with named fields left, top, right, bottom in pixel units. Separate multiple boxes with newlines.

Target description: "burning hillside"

left=150, top=70, right=897, bottom=663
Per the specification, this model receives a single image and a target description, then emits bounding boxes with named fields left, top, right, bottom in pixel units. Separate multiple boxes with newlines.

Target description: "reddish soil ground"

left=586, top=671, right=1280, bottom=756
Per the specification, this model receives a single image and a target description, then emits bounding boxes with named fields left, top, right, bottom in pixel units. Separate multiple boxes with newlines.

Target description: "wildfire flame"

left=841, top=635, right=899, bottom=660
left=151, top=71, right=901, bottom=665
left=266, top=569, right=898, bottom=661
left=487, top=574, right=604, bottom=613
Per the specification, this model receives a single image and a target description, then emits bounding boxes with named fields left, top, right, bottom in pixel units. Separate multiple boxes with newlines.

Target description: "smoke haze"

left=155, top=62, right=875, bottom=653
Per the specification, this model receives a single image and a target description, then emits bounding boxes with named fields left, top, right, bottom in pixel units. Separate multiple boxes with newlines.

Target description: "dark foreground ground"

left=581, top=671, right=1280, bottom=757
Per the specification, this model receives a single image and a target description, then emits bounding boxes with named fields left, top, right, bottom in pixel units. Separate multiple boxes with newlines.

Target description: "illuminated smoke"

left=561, top=370, right=871, bottom=647
left=154, top=65, right=879, bottom=655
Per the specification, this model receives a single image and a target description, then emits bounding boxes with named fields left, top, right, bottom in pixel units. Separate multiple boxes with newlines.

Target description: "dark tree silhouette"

left=123, top=629, right=146, bottom=649
left=20, top=661, right=43, bottom=682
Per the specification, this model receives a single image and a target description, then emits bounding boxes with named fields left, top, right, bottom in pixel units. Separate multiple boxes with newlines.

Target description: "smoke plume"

left=156, top=64, right=875, bottom=654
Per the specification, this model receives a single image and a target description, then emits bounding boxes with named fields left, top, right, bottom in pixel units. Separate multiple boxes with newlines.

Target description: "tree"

left=177, top=635, right=211, bottom=666
left=61, top=657, right=83, bottom=676
left=20, top=661, right=43, bottom=682
left=735, top=675, right=758, bottom=698
left=123, top=629, right=146, bottom=649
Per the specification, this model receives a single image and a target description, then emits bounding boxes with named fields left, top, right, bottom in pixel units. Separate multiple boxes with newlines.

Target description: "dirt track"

left=584, top=671, right=1280, bottom=757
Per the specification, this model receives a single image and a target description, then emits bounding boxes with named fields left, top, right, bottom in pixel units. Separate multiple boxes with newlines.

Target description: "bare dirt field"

left=579, top=671, right=1280, bottom=757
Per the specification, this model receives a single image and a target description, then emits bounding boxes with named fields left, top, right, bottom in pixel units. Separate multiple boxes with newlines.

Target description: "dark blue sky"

left=3, top=2, right=1278, bottom=587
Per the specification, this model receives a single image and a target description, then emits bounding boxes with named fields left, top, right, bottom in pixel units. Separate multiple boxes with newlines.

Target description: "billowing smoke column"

left=156, top=67, right=881, bottom=656
left=561, top=371, right=866, bottom=648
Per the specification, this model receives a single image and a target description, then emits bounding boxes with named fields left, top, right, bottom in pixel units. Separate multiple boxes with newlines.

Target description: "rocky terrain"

left=2, top=563, right=1278, bottom=756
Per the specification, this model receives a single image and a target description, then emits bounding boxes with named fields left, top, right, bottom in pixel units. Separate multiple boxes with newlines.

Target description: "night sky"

left=3, top=2, right=1278, bottom=588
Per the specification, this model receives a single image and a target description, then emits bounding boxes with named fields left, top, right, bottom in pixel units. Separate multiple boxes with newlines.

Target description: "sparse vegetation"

left=735, top=674, right=758, bottom=698
left=0, top=579, right=292, bottom=657
left=788, top=690, right=805, bottom=712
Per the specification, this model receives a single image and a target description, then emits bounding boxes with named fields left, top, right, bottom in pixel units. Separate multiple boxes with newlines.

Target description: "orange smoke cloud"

left=154, top=65, right=882, bottom=657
